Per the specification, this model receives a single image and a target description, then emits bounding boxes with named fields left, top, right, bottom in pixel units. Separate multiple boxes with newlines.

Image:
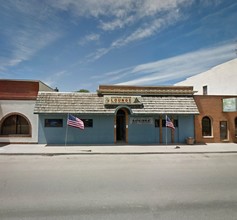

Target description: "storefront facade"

left=0, top=80, right=54, bottom=144
left=35, top=85, right=199, bottom=145
left=194, top=95, right=237, bottom=143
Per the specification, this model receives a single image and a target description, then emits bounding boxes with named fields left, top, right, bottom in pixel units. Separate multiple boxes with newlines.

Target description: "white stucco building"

left=0, top=80, right=54, bottom=144
left=175, top=58, right=237, bottom=95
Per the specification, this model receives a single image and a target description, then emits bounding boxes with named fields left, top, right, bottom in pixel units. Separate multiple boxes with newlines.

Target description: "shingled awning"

left=34, top=92, right=199, bottom=115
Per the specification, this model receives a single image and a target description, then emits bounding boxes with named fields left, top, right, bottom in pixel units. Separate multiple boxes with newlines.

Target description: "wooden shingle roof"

left=136, top=96, right=199, bottom=114
left=34, top=92, right=108, bottom=114
left=34, top=92, right=199, bottom=115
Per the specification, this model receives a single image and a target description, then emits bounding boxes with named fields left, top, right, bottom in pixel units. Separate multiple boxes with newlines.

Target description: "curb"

left=1, top=151, right=237, bottom=156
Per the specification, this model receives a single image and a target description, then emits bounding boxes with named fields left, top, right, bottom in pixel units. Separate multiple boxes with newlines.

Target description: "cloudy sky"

left=0, top=0, right=236, bottom=91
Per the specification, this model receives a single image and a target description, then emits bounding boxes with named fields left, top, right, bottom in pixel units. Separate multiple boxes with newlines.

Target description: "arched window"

left=0, top=114, right=31, bottom=136
left=202, top=116, right=212, bottom=137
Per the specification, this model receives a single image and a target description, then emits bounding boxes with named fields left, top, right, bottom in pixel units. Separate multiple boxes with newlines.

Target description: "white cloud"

left=85, top=48, right=112, bottom=62
left=48, top=0, right=190, bottom=34
left=1, top=0, right=229, bottom=78
left=1, top=30, right=60, bottom=69
left=0, top=0, right=61, bottom=69
left=79, top=34, right=100, bottom=46
left=44, top=70, right=69, bottom=87
left=82, top=0, right=188, bottom=61
left=87, top=10, right=180, bottom=61
left=114, top=12, right=179, bottom=47
left=2, top=0, right=193, bottom=64
left=49, top=0, right=190, bottom=22
left=99, top=15, right=135, bottom=31
left=92, top=42, right=236, bottom=86
left=48, top=0, right=134, bottom=18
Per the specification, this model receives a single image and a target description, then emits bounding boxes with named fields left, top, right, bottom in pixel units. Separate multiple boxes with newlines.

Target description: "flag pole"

left=65, top=113, right=69, bottom=147
left=165, top=115, right=167, bottom=146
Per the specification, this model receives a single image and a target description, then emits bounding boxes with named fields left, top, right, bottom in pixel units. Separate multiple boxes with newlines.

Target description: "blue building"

left=34, top=85, right=199, bottom=145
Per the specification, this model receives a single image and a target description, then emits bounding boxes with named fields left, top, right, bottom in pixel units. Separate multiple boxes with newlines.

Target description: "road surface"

left=0, top=153, right=237, bottom=219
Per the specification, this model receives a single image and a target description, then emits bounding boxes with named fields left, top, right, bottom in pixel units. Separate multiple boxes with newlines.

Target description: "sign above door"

left=104, top=95, right=142, bottom=105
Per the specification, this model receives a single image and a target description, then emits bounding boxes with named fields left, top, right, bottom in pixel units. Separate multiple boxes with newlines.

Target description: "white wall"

left=0, top=100, right=38, bottom=143
left=39, top=81, right=55, bottom=92
left=175, top=58, right=237, bottom=95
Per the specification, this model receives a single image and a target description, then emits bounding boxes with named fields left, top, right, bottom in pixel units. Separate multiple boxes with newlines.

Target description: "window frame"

left=81, top=119, right=93, bottom=128
left=203, top=85, right=208, bottom=95
left=202, top=116, right=213, bottom=137
left=0, top=113, right=31, bottom=137
left=155, top=119, right=178, bottom=128
left=45, top=119, right=63, bottom=127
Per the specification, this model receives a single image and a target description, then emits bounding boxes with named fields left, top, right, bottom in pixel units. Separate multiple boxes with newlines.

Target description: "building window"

left=155, top=119, right=178, bottom=128
left=45, top=119, right=93, bottom=128
left=0, top=114, right=31, bottom=136
left=202, top=116, right=212, bottom=136
left=203, top=85, right=208, bottom=95
left=155, top=119, right=160, bottom=127
left=173, top=119, right=178, bottom=128
left=82, top=119, right=93, bottom=128
left=45, top=119, right=63, bottom=127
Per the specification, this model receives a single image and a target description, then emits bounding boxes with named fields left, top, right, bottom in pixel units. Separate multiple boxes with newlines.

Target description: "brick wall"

left=0, top=80, right=39, bottom=100
left=194, top=95, right=237, bottom=143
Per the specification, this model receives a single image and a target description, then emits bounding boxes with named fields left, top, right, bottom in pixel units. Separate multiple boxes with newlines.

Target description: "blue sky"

left=0, top=0, right=236, bottom=92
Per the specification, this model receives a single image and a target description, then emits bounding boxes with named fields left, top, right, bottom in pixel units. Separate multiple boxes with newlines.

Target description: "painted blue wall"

left=161, top=115, right=195, bottom=144
left=128, top=117, right=159, bottom=144
left=38, top=114, right=114, bottom=145
left=38, top=114, right=195, bottom=145
left=177, top=115, right=195, bottom=143
left=128, top=115, right=195, bottom=144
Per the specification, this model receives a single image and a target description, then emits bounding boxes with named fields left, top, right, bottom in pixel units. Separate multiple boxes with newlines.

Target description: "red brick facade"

left=0, top=80, right=39, bottom=100
left=194, top=95, right=237, bottom=143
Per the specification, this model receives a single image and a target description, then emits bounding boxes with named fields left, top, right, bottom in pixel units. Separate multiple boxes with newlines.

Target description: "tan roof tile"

left=34, top=92, right=199, bottom=114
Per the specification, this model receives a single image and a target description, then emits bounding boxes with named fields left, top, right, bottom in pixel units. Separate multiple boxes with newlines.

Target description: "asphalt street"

left=0, top=154, right=237, bottom=219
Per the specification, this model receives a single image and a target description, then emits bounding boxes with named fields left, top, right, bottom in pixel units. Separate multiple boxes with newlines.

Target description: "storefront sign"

left=130, top=117, right=154, bottom=124
left=223, top=98, right=237, bottom=112
left=104, top=96, right=142, bottom=105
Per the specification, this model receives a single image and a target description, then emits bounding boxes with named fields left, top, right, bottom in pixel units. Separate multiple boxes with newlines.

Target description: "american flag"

left=67, top=114, right=84, bottom=130
left=166, top=115, right=175, bottom=130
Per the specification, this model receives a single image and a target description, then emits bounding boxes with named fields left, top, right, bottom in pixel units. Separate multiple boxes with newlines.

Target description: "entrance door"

left=116, top=109, right=126, bottom=143
left=220, top=121, right=228, bottom=140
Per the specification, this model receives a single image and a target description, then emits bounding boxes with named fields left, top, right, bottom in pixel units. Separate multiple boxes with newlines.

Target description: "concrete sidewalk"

left=0, top=143, right=237, bottom=155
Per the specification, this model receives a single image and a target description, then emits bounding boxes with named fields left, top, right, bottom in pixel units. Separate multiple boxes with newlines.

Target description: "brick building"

left=194, top=96, right=237, bottom=144
left=175, top=59, right=237, bottom=144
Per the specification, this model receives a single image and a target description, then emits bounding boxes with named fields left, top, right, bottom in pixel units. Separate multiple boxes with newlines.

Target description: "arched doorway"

left=115, top=108, right=129, bottom=144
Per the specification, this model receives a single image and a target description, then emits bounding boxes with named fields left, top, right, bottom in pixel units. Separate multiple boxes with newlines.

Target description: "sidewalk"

left=0, top=143, right=237, bottom=155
